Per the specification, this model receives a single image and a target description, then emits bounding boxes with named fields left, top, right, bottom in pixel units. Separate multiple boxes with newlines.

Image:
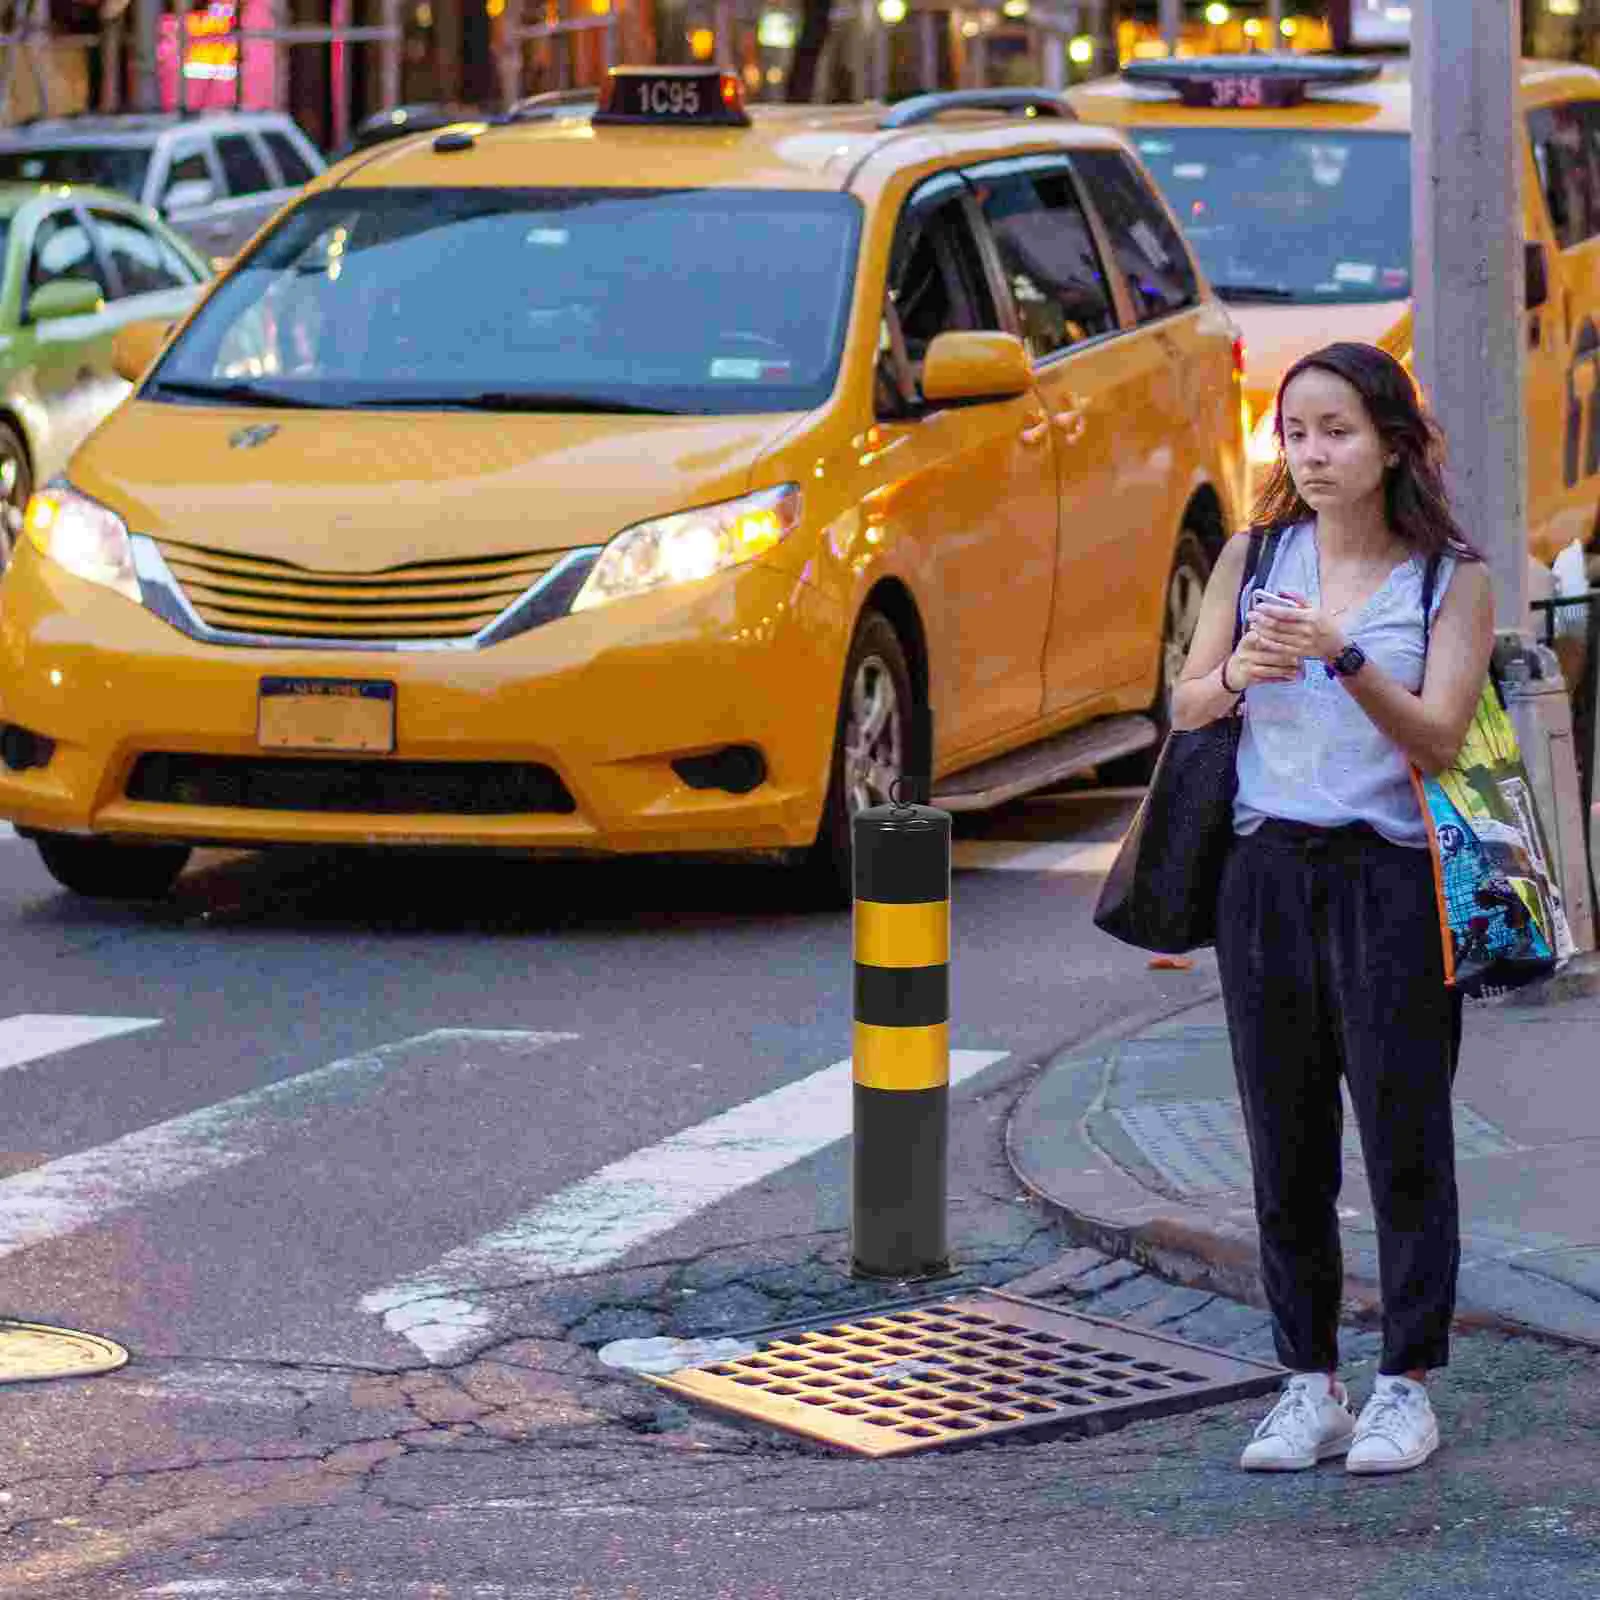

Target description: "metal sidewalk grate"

left=649, top=1288, right=1283, bottom=1456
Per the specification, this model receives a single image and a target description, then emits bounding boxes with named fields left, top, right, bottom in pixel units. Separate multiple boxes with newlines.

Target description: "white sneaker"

left=1239, top=1373, right=1355, bottom=1471
left=1346, top=1376, right=1440, bottom=1475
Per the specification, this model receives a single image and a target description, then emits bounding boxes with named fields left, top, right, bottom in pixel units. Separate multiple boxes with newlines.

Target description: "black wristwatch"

left=1325, top=642, right=1368, bottom=680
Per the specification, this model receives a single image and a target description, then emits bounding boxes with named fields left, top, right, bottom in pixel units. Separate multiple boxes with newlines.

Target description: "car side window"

left=968, top=163, right=1117, bottom=361
left=879, top=178, right=1003, bottom=415
left=162, top=146, right=214, bottom=208
left=28, top=210, right=109, bottom=299
left=1071, top=149, right=1199, bottom=323
left=90, top=210, right=196, bottom=297
left=263, top=130, right=315, bottom=187
left=1529, top=102, right=1600, bottom=250
left=216, top=133, right=272, bottom=197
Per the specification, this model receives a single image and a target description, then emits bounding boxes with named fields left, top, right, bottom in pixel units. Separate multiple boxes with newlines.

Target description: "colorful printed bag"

left=1415, top=560, right=1574, bottom=997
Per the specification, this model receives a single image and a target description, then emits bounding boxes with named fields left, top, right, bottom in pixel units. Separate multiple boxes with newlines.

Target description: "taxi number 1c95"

left=643, top=80, right=700, bottom=116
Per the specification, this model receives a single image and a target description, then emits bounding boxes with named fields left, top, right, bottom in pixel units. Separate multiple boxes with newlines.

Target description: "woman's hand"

left=1226, top=616, right=1303, bottom=687
left=1249, top=593, right=1348, bottom=666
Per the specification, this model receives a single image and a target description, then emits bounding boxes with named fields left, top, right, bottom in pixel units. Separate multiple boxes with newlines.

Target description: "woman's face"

left=1279, top=367, right=1389, bottom=516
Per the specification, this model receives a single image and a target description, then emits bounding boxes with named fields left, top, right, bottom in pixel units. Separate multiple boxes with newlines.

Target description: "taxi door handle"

left=1053, top=405, right=1088, bottom=443
left=1020, top=411, right=1051, bottom=447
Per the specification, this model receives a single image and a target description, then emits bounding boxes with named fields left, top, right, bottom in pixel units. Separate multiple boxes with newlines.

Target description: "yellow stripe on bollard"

left=853, top=899, right=950, bottom=968
left=851, top=1020, right=951, bottom=1092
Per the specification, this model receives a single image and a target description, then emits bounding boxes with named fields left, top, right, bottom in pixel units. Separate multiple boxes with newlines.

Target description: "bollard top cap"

left=854, top=801, right=952, bottom=831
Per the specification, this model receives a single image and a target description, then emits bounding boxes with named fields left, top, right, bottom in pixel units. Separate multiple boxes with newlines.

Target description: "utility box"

left=1501, top=640, right=1596, bottom=957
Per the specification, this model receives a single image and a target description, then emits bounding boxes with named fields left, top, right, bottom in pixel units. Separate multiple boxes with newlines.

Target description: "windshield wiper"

left=1211, top=284, right=1300, bottom=304
left=353, top=391, right=683, bottom=415
left=146, top=379, right=330, bottom=409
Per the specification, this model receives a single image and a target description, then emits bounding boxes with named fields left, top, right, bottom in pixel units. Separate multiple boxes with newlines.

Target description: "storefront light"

left=1279, top=15, right=1298, bottom=35
left=878, top=0, right=908, bottom=23
left=1204, top=2, right=1230, bottom=24
left=689, top=25, right=716, bottom=57
left=1001, top=0, right=1029, bottom=18
left=1067, top=32, right=1094, bottom=63
left=757, top=9, right=796, bottom=47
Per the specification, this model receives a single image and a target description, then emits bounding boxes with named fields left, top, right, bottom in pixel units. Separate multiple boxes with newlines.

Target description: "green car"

left=0, top=182, right=209, bottom=567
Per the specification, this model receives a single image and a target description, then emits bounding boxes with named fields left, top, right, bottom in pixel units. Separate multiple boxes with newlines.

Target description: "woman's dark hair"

left=1250, top=341, right=1481, bottom=561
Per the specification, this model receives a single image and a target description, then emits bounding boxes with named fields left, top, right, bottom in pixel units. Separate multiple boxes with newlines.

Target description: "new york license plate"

left=257, top=677, right=396, bottom=754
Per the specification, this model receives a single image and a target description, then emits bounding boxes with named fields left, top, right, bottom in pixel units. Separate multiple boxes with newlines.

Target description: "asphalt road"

left=5, top=790, right=1595, bottom=1597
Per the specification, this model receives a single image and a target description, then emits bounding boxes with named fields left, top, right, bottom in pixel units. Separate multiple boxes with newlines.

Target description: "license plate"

left=257, top=677, right=395, bottom=754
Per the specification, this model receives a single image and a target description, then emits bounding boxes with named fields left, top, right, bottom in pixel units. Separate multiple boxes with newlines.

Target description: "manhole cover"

left=0, top=1320, right=128, bottom=1385
left=648, top=1288, right=1282, bottom=1456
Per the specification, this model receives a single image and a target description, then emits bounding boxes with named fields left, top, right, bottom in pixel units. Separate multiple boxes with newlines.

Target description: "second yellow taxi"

left=0, top=67, right=1244, bottom=899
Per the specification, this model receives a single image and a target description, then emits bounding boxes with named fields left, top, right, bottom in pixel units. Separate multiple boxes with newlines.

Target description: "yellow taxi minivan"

left=1069, top=52, right=1600, bottom=564
left=0, top=67, right=1244, bottom=900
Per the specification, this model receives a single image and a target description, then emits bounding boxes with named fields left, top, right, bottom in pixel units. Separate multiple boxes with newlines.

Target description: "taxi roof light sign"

left=595, top=65, right=751, bottom=128
left=1121, top=53, right=1382, bottom=110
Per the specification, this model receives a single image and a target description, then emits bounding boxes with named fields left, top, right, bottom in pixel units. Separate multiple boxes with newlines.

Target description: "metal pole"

left=850, top=799, right=951, bottom=1281
left=381, top=0, right=402, bottom=108
left=1268, top=0, right=1283, bottom=37
left=1412, top=0, right=1527, bottom=633
left=1158, top=0, right=1179, bottom=54
left=133, top=0, right=159, bottom=110
left=917, top=9, right=936, bottom=89
left=498, top=0, right=523, bottom=103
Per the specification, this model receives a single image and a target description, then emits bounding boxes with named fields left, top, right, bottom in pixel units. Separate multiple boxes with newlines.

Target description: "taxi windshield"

left=0, top=144, right=152, bottom=199
left=148, top=186, right=862, bottom=415
left=1129, top=128, right=1410, bottom=305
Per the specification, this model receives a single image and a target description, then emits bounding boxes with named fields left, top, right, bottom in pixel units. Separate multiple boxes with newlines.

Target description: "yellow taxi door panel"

left=874, top=176, right=1057, bottom=757
left=1525, top=101, right=1600, bottom=561
left=968, top=156, right=1172, bottom=714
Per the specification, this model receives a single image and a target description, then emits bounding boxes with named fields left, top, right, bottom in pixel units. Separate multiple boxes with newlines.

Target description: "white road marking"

left=147, top=1583, right=560, bottom=1597
left=0, top=1030, right=574, bottom=1264
left=0, top=1013, right=161, bottom=1075
left=362, top=1048, right=1011, bottom=1363
left=952, top=838, right=1123, bottom=874
left=0, top=822, right=16, bottom=841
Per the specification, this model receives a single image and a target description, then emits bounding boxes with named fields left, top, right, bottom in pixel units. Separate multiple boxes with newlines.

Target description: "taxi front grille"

left=127, top=753, right=576, bottom=816
left=153, top=538, right=587, bottom=641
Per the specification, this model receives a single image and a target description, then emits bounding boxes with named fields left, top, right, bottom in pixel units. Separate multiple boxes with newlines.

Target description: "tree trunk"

left=786, top=0, right=831, bottom=103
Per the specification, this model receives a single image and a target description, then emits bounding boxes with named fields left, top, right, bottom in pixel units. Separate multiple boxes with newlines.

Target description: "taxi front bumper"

left=0, top=550, right=842, bottom=855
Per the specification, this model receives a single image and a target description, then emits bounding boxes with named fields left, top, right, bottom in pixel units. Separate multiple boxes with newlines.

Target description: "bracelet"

left=1219, top=658, right=1243, bottom=696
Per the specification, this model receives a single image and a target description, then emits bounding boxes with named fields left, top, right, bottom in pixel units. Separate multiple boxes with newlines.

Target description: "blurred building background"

left=0, top=0, right=1596, bottom=149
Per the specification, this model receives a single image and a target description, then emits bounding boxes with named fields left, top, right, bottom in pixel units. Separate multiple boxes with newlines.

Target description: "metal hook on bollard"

left=850, top=790, right=954, bottom=1280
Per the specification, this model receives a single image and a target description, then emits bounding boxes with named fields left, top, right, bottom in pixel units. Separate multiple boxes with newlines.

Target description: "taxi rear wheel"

left=34, top=833, right=192, bottom=900
left=803, top=610, right=914, bottom=904
left=1100, top=529, right=1212, bottom=786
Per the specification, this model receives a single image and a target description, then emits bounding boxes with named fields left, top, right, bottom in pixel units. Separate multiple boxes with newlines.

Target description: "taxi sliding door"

left=870, top=174, right=1059, bottom=760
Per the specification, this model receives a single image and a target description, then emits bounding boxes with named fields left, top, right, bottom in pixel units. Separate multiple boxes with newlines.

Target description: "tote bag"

left=1093, top=529, right=1280, bottom=954
left=1414, top=558, right=1574, bottom=997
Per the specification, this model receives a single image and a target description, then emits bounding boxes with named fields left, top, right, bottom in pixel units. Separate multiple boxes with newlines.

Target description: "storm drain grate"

left=648, top=1288, right=1283, bottom=1457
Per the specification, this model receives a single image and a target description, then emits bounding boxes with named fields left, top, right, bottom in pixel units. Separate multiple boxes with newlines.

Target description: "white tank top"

left=1234, top=521, right=1456, bottom=848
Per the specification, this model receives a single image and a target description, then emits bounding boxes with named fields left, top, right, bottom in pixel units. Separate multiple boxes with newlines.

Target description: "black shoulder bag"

left=1093, top=528, right=1282, bottom=954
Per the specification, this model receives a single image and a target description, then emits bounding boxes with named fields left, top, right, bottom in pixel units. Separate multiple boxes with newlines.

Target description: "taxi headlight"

left=571, top=485, right=802, bottom=613
left=23, top=486, right=139, bottom=604
left=1247, top=406, right=1281, bottom=468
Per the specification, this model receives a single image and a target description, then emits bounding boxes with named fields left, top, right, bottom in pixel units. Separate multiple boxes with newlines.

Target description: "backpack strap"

left=1232, top=525, right=1284, bottom=652
left=1420, top=551, right=1444, bottom=669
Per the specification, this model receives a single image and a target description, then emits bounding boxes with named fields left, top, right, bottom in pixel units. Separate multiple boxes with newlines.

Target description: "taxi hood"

left=1234, top=299, right=1411, bottom=419
left=70, top=403, right=807, bottom=570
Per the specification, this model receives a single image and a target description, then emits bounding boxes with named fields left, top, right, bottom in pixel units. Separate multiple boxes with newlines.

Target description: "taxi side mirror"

left=920, top=331, right=1033, bottom=405
left=112, top=318, right=175, bottom=384
left=1526, top=240, right=1551, bottom=313
left=27, top=277, right=103, bottom=323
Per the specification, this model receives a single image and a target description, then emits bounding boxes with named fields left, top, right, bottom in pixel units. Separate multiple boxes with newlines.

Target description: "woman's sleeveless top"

left=1234, top=521, right=1455, bottom=848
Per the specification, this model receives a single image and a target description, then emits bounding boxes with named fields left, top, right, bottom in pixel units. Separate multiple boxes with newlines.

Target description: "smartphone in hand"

left=1251, top=588, right=1303, bottom=610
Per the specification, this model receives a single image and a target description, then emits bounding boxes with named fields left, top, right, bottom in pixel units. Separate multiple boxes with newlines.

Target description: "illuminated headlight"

left=1247, top=406, right=1281, bottom=468
left=24, top=486, right=139, bottom=604
left=571, top=485, right=802, bottom=613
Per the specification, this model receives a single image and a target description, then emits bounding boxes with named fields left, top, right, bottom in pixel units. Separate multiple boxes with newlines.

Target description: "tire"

left=0, top=422, right=31, bottom=575
left=34, top=833, right=191, bottom=900
left=801, top=609, right=916, bottom=906
left=1100, top=529, right=1213, bottom=787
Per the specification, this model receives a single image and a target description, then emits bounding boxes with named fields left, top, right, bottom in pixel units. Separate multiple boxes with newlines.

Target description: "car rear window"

left=148, top=186, right=863, bottom=415
left=0, top=144, right=151, bottom=199
left=1128, top=128, right=1410, bottom=305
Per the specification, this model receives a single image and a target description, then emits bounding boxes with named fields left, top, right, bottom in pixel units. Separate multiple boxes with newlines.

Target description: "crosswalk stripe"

left=361, top=1047, right=1011, bottom=1363
left=0, top=1014, right=161, bottom=1074
left=0, top=1030, right=574, bottom=1264
left=952, top=838, right=1122, bottom=874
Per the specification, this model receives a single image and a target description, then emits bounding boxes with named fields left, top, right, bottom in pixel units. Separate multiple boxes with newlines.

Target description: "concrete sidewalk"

left=1007, top=960, right=1600, bottom=1349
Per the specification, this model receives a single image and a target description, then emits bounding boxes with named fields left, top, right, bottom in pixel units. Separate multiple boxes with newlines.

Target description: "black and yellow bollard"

left=851, top=795, right=951, bottom=1279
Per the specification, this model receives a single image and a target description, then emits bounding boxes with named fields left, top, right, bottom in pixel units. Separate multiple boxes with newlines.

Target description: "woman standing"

left=1173, top=342, right=1494, bottom=1475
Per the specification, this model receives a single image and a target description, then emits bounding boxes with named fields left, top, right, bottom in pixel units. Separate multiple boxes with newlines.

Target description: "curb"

left=1005, top=998, right=1600, bottom=1357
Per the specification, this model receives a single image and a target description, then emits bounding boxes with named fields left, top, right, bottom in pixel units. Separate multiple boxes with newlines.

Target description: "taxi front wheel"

left=34, top=834, right=192, bottom=901
left=802, top=609, right=914, bottom=906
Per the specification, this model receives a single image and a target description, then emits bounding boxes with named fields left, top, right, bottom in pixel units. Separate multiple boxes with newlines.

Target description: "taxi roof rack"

left=878, top=88, right=1077, bottom=130
left=502, top=88, right=600, bottom=123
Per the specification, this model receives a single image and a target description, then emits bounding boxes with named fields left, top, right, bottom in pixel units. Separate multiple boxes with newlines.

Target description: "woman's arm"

left=1171, top=534, right=1302, bottom=732
left=1251, top=561, right=1495, bottom=774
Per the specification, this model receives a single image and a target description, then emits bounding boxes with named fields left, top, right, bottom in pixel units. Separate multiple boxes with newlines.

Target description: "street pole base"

left=848, top=1255, right=954, bottom=1283
left=0, top=1320, right=129, bottom=1385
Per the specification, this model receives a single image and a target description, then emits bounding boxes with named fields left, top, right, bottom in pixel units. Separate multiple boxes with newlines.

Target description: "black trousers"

left=1215, top=819, right=1463, bottom=1376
